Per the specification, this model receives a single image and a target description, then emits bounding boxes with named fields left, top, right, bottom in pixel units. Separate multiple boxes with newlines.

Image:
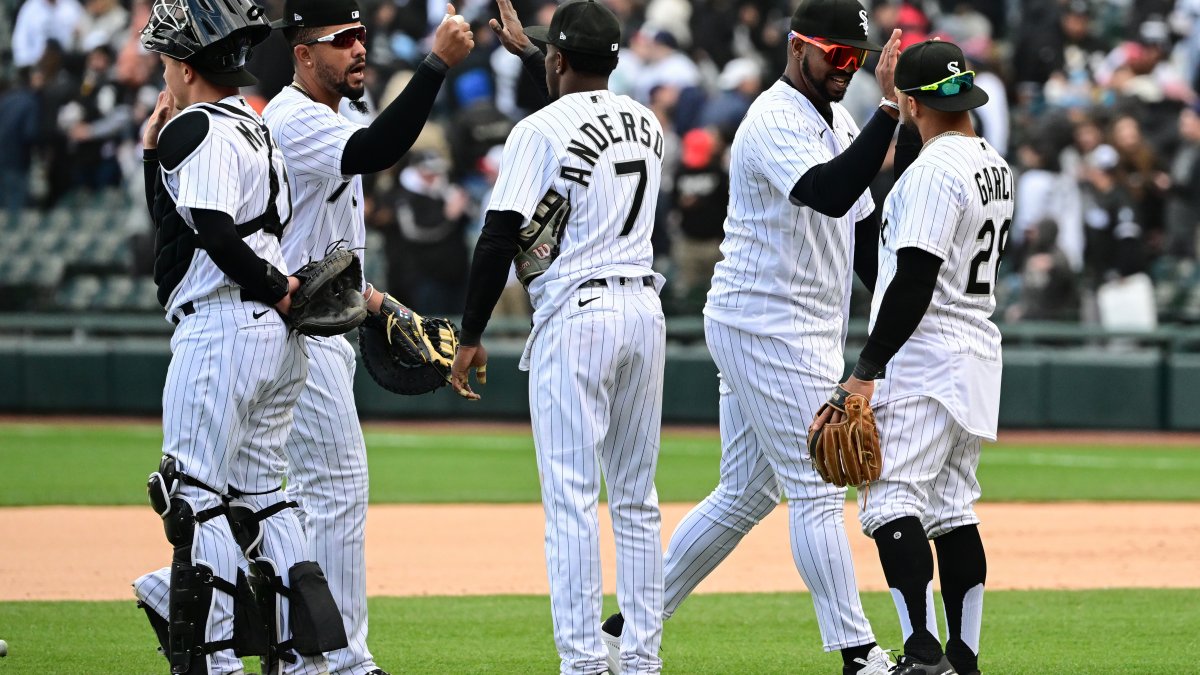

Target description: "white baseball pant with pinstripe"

left=530, top=278, right=666, bottom=675
left=134, top=288, right=327, bottom=675
left=660, top=318, right=876, bottom=651
left=282, top=334, right=373, bottom=674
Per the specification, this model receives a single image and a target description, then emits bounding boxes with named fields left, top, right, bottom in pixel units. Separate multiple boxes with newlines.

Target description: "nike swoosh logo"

left=578, top=297, right=600, bottom=307
left=253, top=309, right=270, bottom=319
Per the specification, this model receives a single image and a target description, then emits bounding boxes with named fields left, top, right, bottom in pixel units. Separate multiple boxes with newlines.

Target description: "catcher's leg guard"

left=149, top=456, right=243, bottom=674
left=164, top=498, right=238, bottom=674
left=138, top=597, right=171, bottom=657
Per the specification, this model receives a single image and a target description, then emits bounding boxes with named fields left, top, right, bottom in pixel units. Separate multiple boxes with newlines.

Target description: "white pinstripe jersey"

left=872, top=134, right=1013, bottom=437
left=160, top=96, right=291, bottom=316
left=705, top=80, right=873, bottom=379
left=489, top=89, right=665, bottom=362
left=263, top=86, right=367, bottom=275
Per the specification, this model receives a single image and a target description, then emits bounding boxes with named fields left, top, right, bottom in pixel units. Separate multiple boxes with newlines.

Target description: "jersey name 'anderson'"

left=559, top=108, right=664, bottom=188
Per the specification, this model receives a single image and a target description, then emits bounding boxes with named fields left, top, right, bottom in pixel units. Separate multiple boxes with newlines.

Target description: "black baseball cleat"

left=601, top=612, right=623, bottom=674
left=891, top=654, right=958, bottom=675
left=365, top=670, right=391, bottom=675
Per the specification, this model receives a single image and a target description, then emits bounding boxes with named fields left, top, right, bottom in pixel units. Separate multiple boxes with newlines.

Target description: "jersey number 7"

left=966, top=217, right=1011, bottom=295
left=614, top=159, right=647, bottom=237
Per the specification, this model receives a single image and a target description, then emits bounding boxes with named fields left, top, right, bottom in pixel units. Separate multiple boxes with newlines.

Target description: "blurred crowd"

left=4, top=0, right=1200, bottom=326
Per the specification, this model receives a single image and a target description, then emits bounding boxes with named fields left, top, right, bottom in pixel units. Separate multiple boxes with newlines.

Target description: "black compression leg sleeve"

left=874, top=516, right=941, bottom=663
left=934, top=524, right=986, bottom=674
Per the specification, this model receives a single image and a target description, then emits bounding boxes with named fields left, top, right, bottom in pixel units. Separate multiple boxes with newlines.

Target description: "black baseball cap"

left=790, top=0, right=882, bottom=51
left=524, top=0, right=621, bottom=57
left=271, top=0, right=362, bottom=30
left=895, top=39, right=989, bottom=112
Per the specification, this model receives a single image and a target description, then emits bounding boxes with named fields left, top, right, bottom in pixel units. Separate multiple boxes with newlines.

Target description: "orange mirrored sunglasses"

left=789, top=31, right=868, bottom=71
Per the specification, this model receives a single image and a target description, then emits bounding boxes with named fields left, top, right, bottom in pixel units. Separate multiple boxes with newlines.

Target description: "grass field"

left=1, top=421, right=1199, bottom=673
left=2, top=422, right=1199, bottom=505
left=0, top=591, right=1197, bottom=674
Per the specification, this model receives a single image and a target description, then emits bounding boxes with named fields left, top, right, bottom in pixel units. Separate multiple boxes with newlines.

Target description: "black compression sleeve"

left=519, top=44, right=551, bottom=106
left=790, top=108, right=898, bottom=217
left=853, top=247, right=943, bottom=379
left=143, top=149, right=159, bottom=214
left=460, top=209, right=524, bottom=345
left=894, top=123, right=922, bottom=180
left=340, top=54, right=449, bottom=175
left=191, top=208, right=289, bottom=305
left=854, top=209, right=881, bottom=291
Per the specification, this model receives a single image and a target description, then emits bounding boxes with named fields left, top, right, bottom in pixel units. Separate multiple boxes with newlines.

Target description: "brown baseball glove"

left=807, top=385, right=882, bottom=487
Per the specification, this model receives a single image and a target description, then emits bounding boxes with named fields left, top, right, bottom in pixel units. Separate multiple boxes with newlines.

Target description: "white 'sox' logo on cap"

left=859, top=9, right=868, bottom=36
left=947, top=61, right=961, bottom=74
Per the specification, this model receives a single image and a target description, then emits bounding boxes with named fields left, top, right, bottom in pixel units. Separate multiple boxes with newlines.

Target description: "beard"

left=801, top=56, right=850, bottom=103
left=318, top=58, right=366, bottom=101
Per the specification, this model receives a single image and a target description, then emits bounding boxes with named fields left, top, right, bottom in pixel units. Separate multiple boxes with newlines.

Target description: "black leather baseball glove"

left=358, top=293, right=458, bottom=395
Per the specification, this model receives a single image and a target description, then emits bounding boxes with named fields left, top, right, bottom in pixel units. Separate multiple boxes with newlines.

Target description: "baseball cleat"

left=890, top=653, right=958, bottom=675
left=843, top=645, right=895, bottom=674
left=600, top=612, right=623, bottom=674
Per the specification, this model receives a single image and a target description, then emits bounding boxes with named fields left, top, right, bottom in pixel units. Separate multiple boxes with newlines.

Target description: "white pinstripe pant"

left=134, top=288, right=325, bottom=675
left=529, top=279, right=666, bottom=675
left=283, top=335, right=375, bottom=675
left=858, top=396, right=983, bottom=538
left=660, top=318, right=876, bottom=651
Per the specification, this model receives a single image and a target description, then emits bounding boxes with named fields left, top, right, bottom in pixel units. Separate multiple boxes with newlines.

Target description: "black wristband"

left=852, top=358, right=885, bottom=381
left=422, top=52, right=449, bottom=74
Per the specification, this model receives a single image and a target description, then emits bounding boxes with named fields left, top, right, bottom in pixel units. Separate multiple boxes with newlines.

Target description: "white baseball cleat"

left=600, top=613, right=623, bottom=674
left=848, top=645, right=896, bottom=675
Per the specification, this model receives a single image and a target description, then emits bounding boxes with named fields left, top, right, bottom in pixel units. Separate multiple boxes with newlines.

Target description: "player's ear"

left=294, top=44, right=312, bottom=68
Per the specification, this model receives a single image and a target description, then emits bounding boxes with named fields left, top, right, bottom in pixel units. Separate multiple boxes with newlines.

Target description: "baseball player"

left=131, top=0, right=346, bottom=673
left=602, top=1, right=904, bottom=673
left=264, top=2, right=471, bottom=673
left=449, top=1, right=668, bottom=673
left=839, top=39, right=1010, bottom=675
left=134, top=2, right=474, bottom=674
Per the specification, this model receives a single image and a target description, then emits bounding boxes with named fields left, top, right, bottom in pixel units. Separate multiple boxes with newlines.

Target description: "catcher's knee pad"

left=287, top=561, right=349, bottom=655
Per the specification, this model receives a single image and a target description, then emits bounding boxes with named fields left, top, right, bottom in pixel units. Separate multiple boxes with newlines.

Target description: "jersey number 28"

left=966, top=218, right=1011, bottom=295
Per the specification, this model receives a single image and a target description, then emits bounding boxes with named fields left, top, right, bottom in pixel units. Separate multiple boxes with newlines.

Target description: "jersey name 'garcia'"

left=872, top=134, right=1014, bottom=438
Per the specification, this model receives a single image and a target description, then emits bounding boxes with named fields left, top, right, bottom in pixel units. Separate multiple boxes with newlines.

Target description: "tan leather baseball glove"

left=808, top=386, right=883, bottom=487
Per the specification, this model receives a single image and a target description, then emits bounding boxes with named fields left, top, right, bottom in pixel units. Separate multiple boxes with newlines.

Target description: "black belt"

left=172, top=289, right=257, bottom=325
left=579, top=276, right=654, bottom=289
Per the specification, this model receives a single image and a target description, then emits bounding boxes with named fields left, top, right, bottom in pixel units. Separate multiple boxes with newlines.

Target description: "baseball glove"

left=808, top=386, right=882, bottom=487
left=358, top=293, right=459, bottom=395
left=288, top=248, right=368, bottom=337
left=514, top=189, right=570, bottom=286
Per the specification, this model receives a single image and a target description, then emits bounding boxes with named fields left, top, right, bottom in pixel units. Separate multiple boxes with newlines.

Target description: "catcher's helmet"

left=142, top=0, right=271, bottom=86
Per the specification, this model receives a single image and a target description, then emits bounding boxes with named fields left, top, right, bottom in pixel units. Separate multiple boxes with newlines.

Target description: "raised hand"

left=433, top=3, right=475, bottom=68
left=489, top=0, right=531, bottom=55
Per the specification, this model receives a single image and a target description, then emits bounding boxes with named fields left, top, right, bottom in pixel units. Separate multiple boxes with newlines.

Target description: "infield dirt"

left=1, top=501, right=1197, bottom=601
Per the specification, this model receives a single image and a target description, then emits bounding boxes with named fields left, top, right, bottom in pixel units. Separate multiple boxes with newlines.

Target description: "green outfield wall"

left=1, top=339, right=1197, bottom=429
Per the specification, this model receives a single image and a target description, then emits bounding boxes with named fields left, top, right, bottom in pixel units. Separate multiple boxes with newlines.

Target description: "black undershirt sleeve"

left=852, top=246, right=943, bottom=380
left=191, top=208, right=289, bottom=306
left=894, top=123, right=922, bottom=180
left=519, top=44, right=550, bottom=106
left=459, top=209, right=525, bottom=346
left=340, top=54, right=449, bottom=175
left=790, top=108, right=898, bottom=217
left=143, top=148, right=160, bottom=214
left=854, top=209, right=881, bottom=291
